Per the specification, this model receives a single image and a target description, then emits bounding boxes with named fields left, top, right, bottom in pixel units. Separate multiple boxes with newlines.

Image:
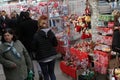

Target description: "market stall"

left=58, top=0, right=120, bottom=80
left=57, top=0, right=95, bottom=80
left=3, top=0, right=119, bottom=80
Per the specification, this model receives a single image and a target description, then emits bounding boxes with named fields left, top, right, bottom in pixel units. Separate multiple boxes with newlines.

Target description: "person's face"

left=39, top=19, right=48, bottom=28
left=4, top=32, right=13, bottom=43
left=114, top=26, right=119, bottom=30
left=2, top=11, right=6, bottom=16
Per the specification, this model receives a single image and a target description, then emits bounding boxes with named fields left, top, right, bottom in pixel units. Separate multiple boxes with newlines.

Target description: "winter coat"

left=32, top=29, right=58, bottom=60
left=0, top=16, right=10, bottom=28
left=0, top=40, right=32, bottom=80
left=112, top=29, right=120, bottom=53
left=0, top=16, right=10, bottom=34
left=17, top=18, right=38, bottom=59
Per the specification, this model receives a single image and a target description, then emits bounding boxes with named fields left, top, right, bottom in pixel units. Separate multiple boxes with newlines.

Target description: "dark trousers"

left=39, top=60, right=56, bottom=80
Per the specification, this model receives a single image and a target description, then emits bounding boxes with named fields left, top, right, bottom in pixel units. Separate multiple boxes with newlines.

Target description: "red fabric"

left=81, top=17, right=85, bottom=22
left=54, top=2, right=58, bottom=8
left=81, top=33, right=87, bottom=39
left=70, top=48, right=89, bottom=62
left=94, top=50, right=108, bottom=74
left=75, top=25, right=81, bottom=32
left=108, top=22, right=114, bottom=28
left=85, top=7, right=90, bottom=15
left=88, top=33, right=92, bottom=38
left=60, top=61, right=77, bottom=79
left=70, top=47, right=76, bottom=55
left=39, top=2, right=47, bottom=6
left=56, top=40, right=66, bottom=55
left=77, top=52, right=88, bottom=61
left=81, top=32, right=92, bottom=39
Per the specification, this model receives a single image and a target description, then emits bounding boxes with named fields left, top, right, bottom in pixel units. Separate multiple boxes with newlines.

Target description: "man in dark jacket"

left=17, top=11, right=38, bottom=59
left=112, top=26, right=120, bottom=68
left=112, top=26, right=120, bottom=53
left=0, top=10, right=10, bottom=34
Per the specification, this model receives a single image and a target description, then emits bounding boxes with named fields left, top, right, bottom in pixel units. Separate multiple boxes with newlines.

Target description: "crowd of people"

left=0, top=8, right=120, bottom=80
left=0, top=10, right=58, bottom=80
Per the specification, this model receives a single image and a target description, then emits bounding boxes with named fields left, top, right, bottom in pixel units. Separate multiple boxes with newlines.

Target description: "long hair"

left=1, top=28, right=17, bottom=43
left=37, top=15, right=48, bottom=30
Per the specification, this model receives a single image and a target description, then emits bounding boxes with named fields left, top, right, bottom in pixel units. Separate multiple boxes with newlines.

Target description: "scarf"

left=41, top=28, right=51, bottom=36
left=4, top=41, right=21, bottom=59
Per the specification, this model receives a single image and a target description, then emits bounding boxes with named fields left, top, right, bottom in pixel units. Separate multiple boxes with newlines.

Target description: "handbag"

left=24, top=70, right=34, bottom=80
left=32, top=60, right=43, bottom=80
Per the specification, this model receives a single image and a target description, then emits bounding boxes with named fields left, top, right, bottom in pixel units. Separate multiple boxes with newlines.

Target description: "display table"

left=56, top=40, right=66, bottom=55
left=60, top=61, right=77, bottom=79
left=60, top=61, right=95, bottom=80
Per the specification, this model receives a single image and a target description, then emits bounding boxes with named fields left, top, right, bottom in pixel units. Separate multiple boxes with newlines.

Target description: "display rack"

left=58, top=0, right=96, bottom=80
left=93, top=14, right=115, bottom=80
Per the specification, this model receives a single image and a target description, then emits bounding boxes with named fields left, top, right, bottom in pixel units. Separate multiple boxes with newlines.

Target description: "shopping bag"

left=32, top=60, right=43, bottom=80
left=26, top=70, right=34, bottom=80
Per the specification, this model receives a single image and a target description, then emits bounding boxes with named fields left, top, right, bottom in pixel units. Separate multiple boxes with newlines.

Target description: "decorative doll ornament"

left=85, top=6, right=91, bottom=15
left=81, top=32, right=87, bottom=39
left=54, top=2, right=58, bottom=8
left=112, top=10, right=120, bottom=17
left=54, top=9, right=59, bottom=17
left=85, top=15, right=91, bottom=22
left=75, top=25, right=81, bottom=32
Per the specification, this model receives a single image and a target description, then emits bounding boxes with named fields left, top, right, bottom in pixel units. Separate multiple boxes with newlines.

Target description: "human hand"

left=5, top=61, right=17, bottom=69
left=11, top=63, right=17, bottom=69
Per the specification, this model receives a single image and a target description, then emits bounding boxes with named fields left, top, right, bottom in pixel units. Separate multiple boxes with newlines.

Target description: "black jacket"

left=17, top=18, right=38, bottom=53
left=0, top=16, right=10, bottom=33
left=112, top=29, right=120, bottom=53
left=32, top=29, right=58, bottom=60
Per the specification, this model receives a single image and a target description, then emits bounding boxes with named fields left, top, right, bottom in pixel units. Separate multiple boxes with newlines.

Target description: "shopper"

left=0, top=28, right=32, bottom=80
left=9, top=11, right=19, bottom=33
left=17, top=11, right=38, bottom=59
left=0, top=10, right=10, bottom=34
left=112, top=25, right=120, bottom=67
left=32, top=15, right=58, bottom=80
left=17, top=11, right=25, bottom=24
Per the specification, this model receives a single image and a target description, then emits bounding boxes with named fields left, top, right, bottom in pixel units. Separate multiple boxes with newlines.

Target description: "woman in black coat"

left=32, top=15, right=58, bottom=80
